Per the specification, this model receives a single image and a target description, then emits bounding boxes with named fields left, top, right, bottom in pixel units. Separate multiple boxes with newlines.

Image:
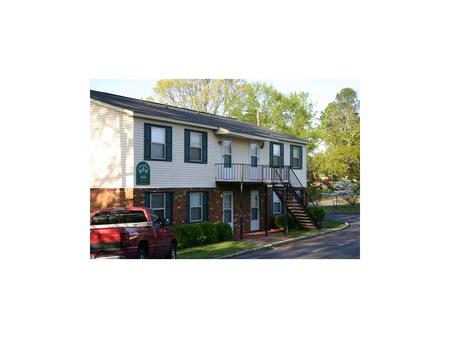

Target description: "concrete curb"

left=219, top=222, right=350, bottom=259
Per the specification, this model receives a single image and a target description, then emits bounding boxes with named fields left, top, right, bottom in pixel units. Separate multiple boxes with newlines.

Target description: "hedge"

left=171, top=221, right=233, bottom=249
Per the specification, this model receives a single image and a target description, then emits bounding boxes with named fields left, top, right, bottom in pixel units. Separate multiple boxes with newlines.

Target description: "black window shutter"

left=144, top=192, right=150, bottom=208
left=185, top=192, right=190, bottom=222
left=202, top=132, right=208, bottom=164
left=184, top=129, right=190, bottom=162
left=165, top=127, right=172, bottom=161
left=165, top=192, right=173, bottom=224
left=290, top=145, right=294, bottom=169
left=144, top=124, right=152, bottom=160
left=269, top=142, right=274, bottom=167
left=202, top=191, right=209, bottom=221
left=299, top=146, right=303, bottom=170
left=280, top=143, right=284, bottom=167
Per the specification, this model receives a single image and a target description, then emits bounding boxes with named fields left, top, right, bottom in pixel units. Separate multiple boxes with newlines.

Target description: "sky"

left=90, top=79, right=360, bottom=113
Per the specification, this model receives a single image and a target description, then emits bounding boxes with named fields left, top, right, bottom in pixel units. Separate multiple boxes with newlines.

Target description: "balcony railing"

left=215, top=163, right=290, bottom=183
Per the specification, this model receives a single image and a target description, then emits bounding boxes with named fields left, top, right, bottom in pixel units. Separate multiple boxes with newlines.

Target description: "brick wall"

left=90, top=188, right=134, bottom=212
left=90, top=184, right=279, bottom=235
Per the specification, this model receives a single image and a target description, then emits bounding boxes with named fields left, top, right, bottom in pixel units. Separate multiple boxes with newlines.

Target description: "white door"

left=249, top=143, right=260, bottom=180
left=222, top=140, right=233, bottom=179
left=223, top=191, right=234, bottom=232
left=250, top=190, right=260, bottom=231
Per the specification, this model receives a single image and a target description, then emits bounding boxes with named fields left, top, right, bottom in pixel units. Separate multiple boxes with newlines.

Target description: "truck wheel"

left=166, top=242, right=177, bottom=259
left=137, top=247, right=147, bottom=259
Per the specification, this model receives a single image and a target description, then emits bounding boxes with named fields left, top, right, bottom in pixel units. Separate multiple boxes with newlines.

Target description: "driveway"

left=234, top=212, right=360, bottom=259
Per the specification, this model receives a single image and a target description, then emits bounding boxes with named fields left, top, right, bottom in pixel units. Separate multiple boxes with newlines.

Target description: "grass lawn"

left=280, top=220, right=346, bottom=238
left=177, top=220, right=347, bottom=259
left=320, top=204, right=360, bottom=213
left=177, top=241, right=264, bottom=259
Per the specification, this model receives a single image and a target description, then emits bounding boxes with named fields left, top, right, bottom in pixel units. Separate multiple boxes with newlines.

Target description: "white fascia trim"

left=215, top=128, right=274, bottom=142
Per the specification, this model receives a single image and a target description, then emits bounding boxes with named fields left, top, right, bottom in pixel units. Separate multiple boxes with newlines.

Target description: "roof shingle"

left=90, top=90, right=309, bottom=144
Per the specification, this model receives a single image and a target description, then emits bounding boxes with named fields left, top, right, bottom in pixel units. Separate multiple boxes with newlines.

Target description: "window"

left=144, top=124, right=172, bottom=161
left=149, top=209, right=163, bottom=226
left=250, top=143, right=258, bottom=167
left=190, top=131, right=202, bottom=162
left=223, top=192, right=233, bottom=225
left=270, top=142, right=283, bottom=167
left=291, top=145, right=302, bottom=169
left=185, top=129, right=207, bottom=163
left=251, top=192, right=259, bottom=220
left=121, top=211, right=147, bottom=223
left=151, top=126, right=165, bottom=159
left=272, top=191, right=282, bottom=214
left=189, top=192, right=203, bottom=222
left=144, top=192, right=173, bottom=224
left=91, top=212, right=110, bottom=225
left=148, top=193, right=165, bottom=220
left=223, top=140, right=232, bottom=168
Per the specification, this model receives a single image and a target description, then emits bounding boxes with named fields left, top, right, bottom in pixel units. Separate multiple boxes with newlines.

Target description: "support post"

left=284, top=184, right=288, bottom=235
left=264, top=184, right=268, bottom=237
left=240, top=181, right=243, bottom=241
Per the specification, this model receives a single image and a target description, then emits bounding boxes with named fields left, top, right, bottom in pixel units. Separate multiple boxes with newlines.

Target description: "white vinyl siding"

left=134, top=118, right=220, bottom=188
left=91, top=100, right=307, bottom=189
left=90, top=102, right=134, bottom=188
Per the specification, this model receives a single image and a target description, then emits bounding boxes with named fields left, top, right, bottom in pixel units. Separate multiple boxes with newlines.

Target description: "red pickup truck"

left=90, top=207, right=177, bottom=259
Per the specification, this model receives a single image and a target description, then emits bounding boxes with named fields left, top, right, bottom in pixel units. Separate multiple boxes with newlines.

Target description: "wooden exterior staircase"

left=272, top=168, right=319, bottom=229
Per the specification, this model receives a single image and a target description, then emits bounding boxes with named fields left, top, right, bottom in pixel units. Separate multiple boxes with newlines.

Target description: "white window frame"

left=223, top=191, right=233, bottom=226
left=189, top=131, right=203, bottom=162
left=292, top=146, right=301, bottom=169
left=189, top=192, right=203, bottom=222
left=151, top=126, right=166, bottom=160
left=273, top=143, right=281, bottom=167
left=272, top=191, right=282, bottom=214
left=149, top=193, right=166, bottom=219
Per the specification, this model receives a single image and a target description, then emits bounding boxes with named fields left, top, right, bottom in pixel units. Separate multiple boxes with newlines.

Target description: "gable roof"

left=90, top=90, right=309, bottom=144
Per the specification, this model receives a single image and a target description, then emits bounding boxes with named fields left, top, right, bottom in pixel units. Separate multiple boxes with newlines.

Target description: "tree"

left=311, top=88, right=360, bottom=181
left=152, top=79, right=247, bottom=115
left=320, top=88, right=360, bottom=147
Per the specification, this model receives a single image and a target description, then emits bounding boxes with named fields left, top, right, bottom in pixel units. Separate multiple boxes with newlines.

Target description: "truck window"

left=149, top=209, right=162, bottom=226
left=120, top=211, right=147, bottom=223
left=91, top=212, right=110, bottom=225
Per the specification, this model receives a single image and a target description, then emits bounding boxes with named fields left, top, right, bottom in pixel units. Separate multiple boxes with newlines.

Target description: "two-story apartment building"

left=90, top=90, right=315, bottom=238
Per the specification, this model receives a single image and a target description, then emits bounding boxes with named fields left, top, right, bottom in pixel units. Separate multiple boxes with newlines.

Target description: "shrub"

left=308, top=207, right=325, bottom=229
left=274, top=214, right=296, bottom=230
left=171, top=222, right=232, bottom=249
left=197, top=222, right=218, bottom=244
left=171, top=223, right=206, bottom=249
left=215, top=222, right=233, bottom=242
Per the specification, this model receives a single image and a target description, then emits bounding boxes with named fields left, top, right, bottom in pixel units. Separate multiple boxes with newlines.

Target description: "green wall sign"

left=136, top=161, right=150, bottom=185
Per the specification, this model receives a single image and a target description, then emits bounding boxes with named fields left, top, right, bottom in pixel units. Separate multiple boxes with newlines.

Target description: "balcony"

left=215, top=163, right=290, bottom=183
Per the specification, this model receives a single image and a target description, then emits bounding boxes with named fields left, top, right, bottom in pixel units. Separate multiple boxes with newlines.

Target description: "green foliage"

left=215, top=222, right=233, bottom=242
left=197, top=222, right=218, bottom=244
left=274, top=214, right=296, bottom=230
left=312, top=88, right=360, bottom=181
left=171, top=222, right=232, bottom=249
left=308, top=207, right=325, bottom=229
left=150, top=80, right=360, bottom=183
left=171, top=223, right=206, bottom=249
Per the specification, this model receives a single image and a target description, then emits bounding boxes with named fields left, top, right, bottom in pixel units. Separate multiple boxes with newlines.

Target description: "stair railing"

left=272, top=167, right=319, bottom=228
